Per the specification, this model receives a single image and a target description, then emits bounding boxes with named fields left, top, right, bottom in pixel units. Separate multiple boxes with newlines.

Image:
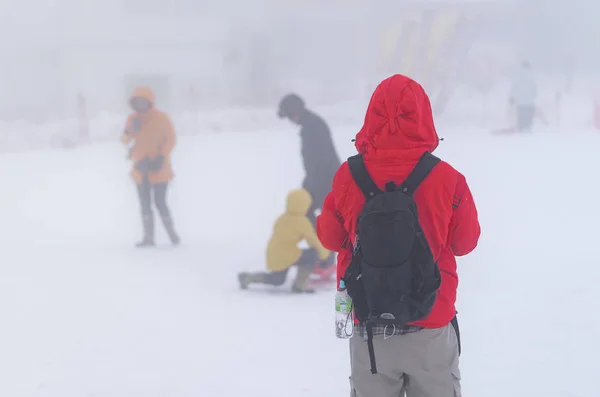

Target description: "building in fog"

left=0, top=0, right=595, bottom=121
left=0, top=0, right=273, bottom=120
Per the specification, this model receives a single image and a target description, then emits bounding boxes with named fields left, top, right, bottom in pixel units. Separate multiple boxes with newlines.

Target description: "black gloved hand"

left=147, top=155, right=164, bottom=172
left=135, top=157, right=151, bottom=173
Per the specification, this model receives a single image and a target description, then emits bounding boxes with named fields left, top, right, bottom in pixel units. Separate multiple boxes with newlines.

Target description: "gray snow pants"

left=349, top=324, right=461, bottom=397
left=516, top=105, right=535, bottom=132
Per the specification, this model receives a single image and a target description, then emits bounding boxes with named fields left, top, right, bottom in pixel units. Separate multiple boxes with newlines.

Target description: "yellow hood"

left=285, top=189, right=312, bottom=215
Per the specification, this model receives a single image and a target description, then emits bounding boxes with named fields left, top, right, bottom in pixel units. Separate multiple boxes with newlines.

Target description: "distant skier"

left=238, top=188, right=330, bottom=293
left=121, top=87, right=180, bottom=247
left=77, top=92, right=89, bottom=143
left=510, top=60, right=537, bottom=132
left=277, top=93, right=340, bottom=278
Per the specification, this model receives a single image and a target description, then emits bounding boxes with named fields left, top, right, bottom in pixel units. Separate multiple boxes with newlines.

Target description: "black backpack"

left=343, top=152, right=442, bottom=374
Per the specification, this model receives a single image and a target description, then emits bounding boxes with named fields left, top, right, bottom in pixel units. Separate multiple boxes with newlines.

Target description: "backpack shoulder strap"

left=348, top=154, right=382, bottom=199
left=399, top=152, right=441, bottom=196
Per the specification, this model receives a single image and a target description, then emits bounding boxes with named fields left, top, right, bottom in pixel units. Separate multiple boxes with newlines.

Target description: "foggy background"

left=0, top=0, right=598, bottom=125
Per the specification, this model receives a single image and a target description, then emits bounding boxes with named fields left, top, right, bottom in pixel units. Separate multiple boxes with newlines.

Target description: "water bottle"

left=335, top=280, right=353, bottom=339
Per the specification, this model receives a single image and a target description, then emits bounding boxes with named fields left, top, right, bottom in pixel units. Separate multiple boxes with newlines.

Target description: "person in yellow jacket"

left=238, top=188, right=330, bottom=293
left=121, top=87, right=180, bottom=247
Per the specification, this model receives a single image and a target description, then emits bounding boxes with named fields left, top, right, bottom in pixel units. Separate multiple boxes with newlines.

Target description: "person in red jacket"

left=317, top=74, right=480, bottom=397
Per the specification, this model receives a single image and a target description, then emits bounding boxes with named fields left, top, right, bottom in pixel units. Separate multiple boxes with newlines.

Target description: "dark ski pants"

left=245, top=249, right=318, bottom=289
left=302, top=178, right=328, bottom=228
left=135, top=177, right=180, bottom=245
left=301, top=181, right=338, bottom=268
left=349, top=324, right=461, bottom=397
left=517, top=105, right=535, bottom=132
left=303, top=188, right=336, bottom=269
left=263, top=249, right=317, bottom=285
left=305, top=196, right=322, bottom=228
left=137, top=179, right=172, bottom=220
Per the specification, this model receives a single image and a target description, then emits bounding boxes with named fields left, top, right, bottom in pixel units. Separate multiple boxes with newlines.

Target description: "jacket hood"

left=285, top=189, right=312, bottom=215
left=354, top=75, right=439, bottom=160
left=130, top=87, right=155, bottom=105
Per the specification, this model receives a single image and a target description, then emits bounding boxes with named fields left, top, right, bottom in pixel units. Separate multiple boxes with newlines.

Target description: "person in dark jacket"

left=277, top=93, right=341, bottom=226
left=278, top=94, right=341, bottom=277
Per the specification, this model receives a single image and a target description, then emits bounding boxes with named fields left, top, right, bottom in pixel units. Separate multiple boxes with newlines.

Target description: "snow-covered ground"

left=0, top=116, right=598, bottom=397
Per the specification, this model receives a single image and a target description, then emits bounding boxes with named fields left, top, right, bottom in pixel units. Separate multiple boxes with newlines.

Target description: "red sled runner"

left=308, top=256, right=337, bottom=288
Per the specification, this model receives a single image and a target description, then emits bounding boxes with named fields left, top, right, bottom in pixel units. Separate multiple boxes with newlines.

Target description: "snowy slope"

left=0, top=122, right=598, bottom=397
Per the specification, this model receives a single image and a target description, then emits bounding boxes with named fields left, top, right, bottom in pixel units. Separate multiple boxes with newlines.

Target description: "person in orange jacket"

left=121, top=87, right=180, bottom=247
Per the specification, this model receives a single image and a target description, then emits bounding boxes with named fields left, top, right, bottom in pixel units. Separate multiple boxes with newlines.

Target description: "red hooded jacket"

left=316, top=75, right=480, bottom=328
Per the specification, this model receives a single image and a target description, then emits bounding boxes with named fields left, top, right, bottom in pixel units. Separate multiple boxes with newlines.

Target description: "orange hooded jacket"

left=121, top=87, right=176, bottom=185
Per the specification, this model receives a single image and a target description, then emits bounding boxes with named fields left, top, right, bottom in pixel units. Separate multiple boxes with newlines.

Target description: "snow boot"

left=238, top=272, right=267, bottom=290
left=292, top=267, right=315, bottom=293
left=136, top=215, right=155, bottom=247
left=161, top=216, right=180, bottom=246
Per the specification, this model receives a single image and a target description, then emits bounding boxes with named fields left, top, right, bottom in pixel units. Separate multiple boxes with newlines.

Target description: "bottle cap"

left=339, top=280, right=346, bottom=289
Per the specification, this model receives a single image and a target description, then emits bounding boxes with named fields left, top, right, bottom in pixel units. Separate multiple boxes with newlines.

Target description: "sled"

left=310, top=261, right=336, bottom=284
